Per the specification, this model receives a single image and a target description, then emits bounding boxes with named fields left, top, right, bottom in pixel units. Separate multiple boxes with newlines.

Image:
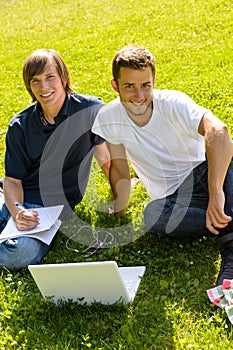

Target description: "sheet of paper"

left=0, top=220, right=61, bottom=245
left=0, top=205, right=63, bottom=244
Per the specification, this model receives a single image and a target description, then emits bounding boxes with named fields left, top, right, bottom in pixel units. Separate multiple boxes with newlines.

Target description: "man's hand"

left=206, top=190, right=232, bottom=235
left=15, top=209, right=40, bottom=231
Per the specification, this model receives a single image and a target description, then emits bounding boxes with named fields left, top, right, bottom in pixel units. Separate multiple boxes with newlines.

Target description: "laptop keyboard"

left=124, top=280, right=134, bottom=293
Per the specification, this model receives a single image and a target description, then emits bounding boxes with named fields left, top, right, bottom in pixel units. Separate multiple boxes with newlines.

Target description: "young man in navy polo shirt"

left=0, top=49, right=109, bottom=269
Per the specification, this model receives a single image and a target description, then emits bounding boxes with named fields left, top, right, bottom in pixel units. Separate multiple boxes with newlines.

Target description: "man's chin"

left=129, top=109, right=148, bottom=117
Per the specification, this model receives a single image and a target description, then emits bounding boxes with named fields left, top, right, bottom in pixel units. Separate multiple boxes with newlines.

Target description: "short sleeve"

left=92, top=101, right=123, bottom=145
left=161, top=90, right=209, bottom=140
left=5, top=120, right=30, bottom=178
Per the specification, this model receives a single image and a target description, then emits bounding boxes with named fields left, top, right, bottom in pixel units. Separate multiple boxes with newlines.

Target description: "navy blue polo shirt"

left=5, top=92, right=104, bottom=210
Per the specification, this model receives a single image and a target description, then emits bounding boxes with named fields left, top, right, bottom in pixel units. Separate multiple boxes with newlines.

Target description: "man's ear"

left=111, top=79, right=119, bottom=92
left=153, top=76, right=156, bottom=86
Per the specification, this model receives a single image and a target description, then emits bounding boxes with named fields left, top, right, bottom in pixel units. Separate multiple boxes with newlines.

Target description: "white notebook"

left=28, top=261, right=146, bottom=305
left=0, top=205, right=63, bottom=245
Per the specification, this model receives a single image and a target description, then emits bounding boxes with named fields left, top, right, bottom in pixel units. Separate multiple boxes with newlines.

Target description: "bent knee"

left=0, top=237, right=50, bottom=269
left=144, top=199, right=166, bottom=231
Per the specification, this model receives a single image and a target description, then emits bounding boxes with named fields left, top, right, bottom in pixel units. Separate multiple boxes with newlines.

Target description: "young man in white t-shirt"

left=92, top=45, right=233, bottom=286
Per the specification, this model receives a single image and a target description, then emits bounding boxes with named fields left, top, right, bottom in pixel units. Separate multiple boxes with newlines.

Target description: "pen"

left=15, top=203, right=27, bottom=211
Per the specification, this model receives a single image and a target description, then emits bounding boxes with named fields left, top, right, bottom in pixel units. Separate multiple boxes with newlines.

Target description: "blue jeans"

left=0, top=191, right=51, bottom=269
left=144, top=159, right=233, bottom=240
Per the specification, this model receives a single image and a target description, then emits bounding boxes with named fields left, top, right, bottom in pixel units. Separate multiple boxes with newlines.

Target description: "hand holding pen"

left=15, top=203, right=40, bottom=231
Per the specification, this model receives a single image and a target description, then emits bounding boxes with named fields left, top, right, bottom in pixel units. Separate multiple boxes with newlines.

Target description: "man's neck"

left=41, top=96, right=66, bottom=123
left=127, top=102, right=153, bottom=127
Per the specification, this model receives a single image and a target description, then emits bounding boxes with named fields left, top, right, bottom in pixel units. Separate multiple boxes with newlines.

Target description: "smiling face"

left=30, top=61, right=66, bottom=117
left=111, top=66, right=155, bottom=127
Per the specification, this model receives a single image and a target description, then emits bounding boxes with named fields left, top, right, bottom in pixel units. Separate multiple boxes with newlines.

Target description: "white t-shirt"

left=92, top=89, right=209, bottom=199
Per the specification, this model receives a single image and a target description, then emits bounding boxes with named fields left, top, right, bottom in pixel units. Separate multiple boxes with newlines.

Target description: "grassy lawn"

left=0, top=0, right=233, bottom=348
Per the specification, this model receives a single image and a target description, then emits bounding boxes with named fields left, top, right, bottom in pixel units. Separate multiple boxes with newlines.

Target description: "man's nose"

left=134, top=88, right=144, bottom=100
left=40, top=80, right=49, bottom=89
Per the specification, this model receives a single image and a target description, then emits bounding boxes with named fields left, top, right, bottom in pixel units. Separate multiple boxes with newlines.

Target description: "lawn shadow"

left=5, top=227, right=223, bottom=349
left=133, top=231, right=233, bottom=345
left=1, top=260, right=175, bottom=350
left=48, top=229, right=177, bottom=349
left=1, top=227, right=224, bottom=349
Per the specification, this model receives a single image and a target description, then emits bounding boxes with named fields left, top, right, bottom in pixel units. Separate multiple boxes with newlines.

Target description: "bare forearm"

left=200, top=113, right=233, bottom=234
left=3, top=176, right=39, bottom=230
left=105, top=142, right=131, bottom=216
left=109, top=166, right=131, bottom=216
left=206, top=124, right=232, bottom=193
left=94, top=143, right=110, bottom=179
left=3, top=177, right=24, bottom=220
left=100, top=162, right=110, bottom=179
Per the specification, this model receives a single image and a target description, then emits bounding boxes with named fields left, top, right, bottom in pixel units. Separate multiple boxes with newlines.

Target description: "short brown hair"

left=112, top=45, right=155, bottom=82
left=23, top=49, right=73, bottom=102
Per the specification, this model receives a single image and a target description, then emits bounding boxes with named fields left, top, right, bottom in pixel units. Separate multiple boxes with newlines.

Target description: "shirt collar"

left=36, top=94, right=70, bottom=127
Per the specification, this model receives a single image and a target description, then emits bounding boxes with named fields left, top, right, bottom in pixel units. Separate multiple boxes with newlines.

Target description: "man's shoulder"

left=9, top=104, right=37, bottom=127
left=97, top=97, right=121, bottom=116
left=69, top=92, right=104, bottom=109
left=154, top=89, right=192, bottom=104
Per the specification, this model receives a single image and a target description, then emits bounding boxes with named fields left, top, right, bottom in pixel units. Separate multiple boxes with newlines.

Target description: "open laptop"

left=28, top=261, right=146, bottom=305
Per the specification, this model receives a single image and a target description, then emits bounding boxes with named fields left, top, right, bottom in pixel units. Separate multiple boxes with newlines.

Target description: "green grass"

left=0, top=0, right=233, bottom=348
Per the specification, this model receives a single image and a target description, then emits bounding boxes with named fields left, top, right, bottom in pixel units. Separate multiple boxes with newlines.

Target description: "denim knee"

left=0, top=237, right=50, bottom=270
left=144, top=198, right=167, bottom=233
left=144, top=196, right=209, bottom=239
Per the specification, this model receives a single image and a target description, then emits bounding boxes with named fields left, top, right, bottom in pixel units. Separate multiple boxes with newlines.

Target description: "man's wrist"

left=113, top=202, right=127, bottom=217
left=114, top=208, right=127, bottom=217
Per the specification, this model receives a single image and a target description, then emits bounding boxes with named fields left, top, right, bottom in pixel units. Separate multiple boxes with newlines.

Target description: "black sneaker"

left=216, top=247, right=233, bottom=286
